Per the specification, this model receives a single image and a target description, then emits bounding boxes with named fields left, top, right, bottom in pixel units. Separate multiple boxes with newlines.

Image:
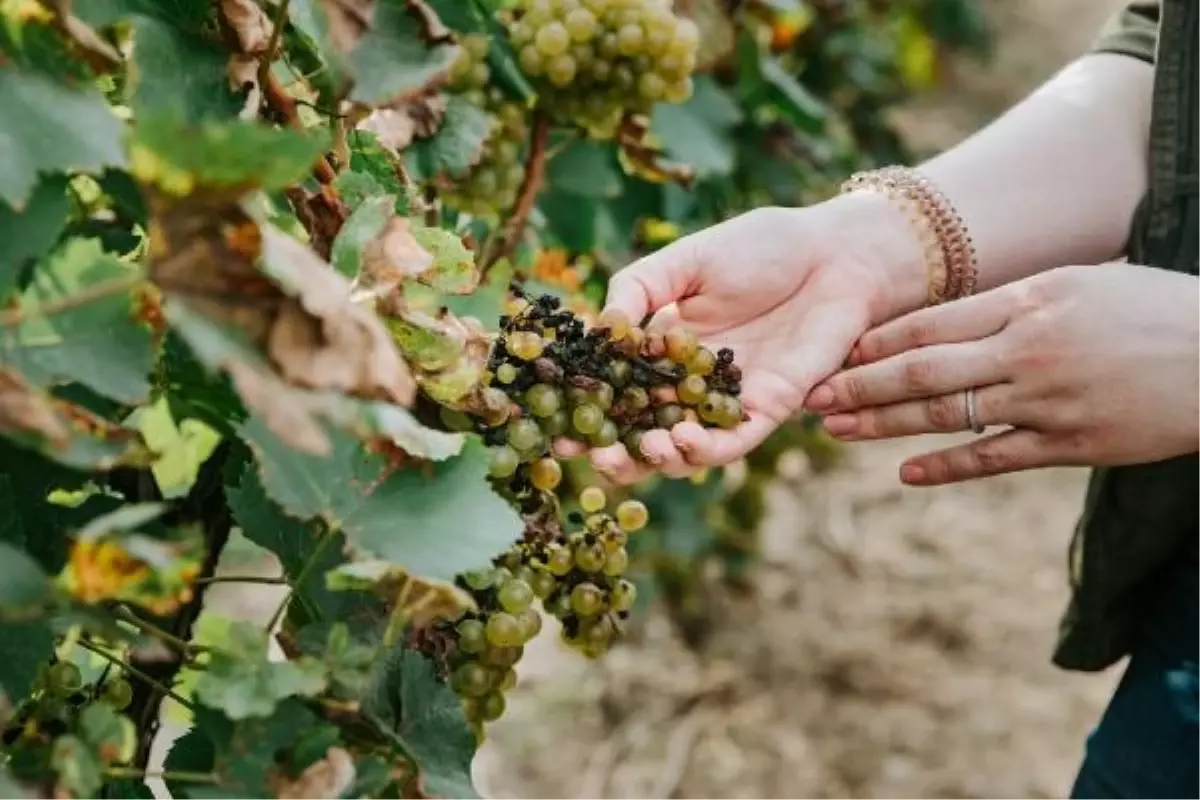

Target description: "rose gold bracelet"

left=839, top=166, right=978, bottom=305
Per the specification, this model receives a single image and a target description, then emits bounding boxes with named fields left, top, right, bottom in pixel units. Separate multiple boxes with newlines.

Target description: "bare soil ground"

left=473, top=3, right=1131, bottom=797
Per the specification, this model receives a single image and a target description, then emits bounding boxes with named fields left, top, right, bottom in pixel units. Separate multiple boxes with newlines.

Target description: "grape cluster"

left=422, top=488, right=645, bottom=741
left=2, top=660, right=134, bottom=755
left=442, top=34, right=530, bottom=218
left=503, top=0, right=700, bottom=137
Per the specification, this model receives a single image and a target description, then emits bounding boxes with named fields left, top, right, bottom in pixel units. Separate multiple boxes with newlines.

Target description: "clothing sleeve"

left=1092, top=1, right=1161, bottom=63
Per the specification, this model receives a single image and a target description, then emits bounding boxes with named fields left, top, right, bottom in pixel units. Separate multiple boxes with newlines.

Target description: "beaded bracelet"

left=839, top=166, right=979, bottom=306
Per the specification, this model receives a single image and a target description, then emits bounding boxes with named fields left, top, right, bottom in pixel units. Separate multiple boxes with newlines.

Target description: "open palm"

left=556, top=199, right=909, bottom=483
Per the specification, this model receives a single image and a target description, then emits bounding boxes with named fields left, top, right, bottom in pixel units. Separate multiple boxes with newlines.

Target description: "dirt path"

left=473, top=3, right=1130, bottom=797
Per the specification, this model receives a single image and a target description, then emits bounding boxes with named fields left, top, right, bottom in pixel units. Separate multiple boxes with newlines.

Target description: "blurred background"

left=469, top=1, right=1129, bottom=798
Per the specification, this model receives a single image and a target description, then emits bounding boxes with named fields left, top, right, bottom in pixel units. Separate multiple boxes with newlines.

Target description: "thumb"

left=604, top=234, right=704, bottom=322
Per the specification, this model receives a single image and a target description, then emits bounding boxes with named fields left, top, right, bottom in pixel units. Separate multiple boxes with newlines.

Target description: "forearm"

left=825, top=52, right=1155, bottom=322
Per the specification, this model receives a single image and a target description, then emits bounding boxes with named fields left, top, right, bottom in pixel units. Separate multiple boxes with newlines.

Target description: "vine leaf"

left=411, top=225, right=478, bottom=295
left=403, top=95, right=494, bottom=180
left=615, top=116, right=695, bottom=187
left=0, top=68, right=126, bottom=207
left=0, top=543, right=52, bottom=618
left=194, top=621, right=327, bottom=720
left=0, top=175, right=70, bottom=299
left=359, top=92, right=450, bottom=153
left=651, top=77, right=742, bottom=179
left=2, top=238, right=154, bottom=406
left=333, top=196, right=434, bottom=299
left=363, top=647, right=478, bottom=799
left=382, top=305, right=491, bottom=406
left=242, top=421, right=520, bottom=581
left=0, top=619, right=54, bottom=702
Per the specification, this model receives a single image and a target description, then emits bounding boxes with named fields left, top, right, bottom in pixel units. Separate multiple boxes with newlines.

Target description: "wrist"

left=812, top=191, right=931, bottom=323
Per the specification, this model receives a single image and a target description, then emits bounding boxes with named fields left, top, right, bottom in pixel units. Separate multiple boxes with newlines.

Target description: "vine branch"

left=482, top=112, right=550, bottom=272
left=257, top=0, right=291, bottom=99
left=77, top=639, right=196, bottom=711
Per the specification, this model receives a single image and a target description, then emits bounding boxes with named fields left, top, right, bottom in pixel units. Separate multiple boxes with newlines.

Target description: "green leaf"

left=0, top=543, right=51, bottom=618
left=651, top=80, right=741, bottom=179
left=194, top=621, right=327, bottom=720
left=77, top=0, right=239, bottom=122
left=330, top=194, right=394, bottom=280
left=132, top=398, right=222, bottom=500
left=348, top=1, right=460, bottom=107
left=242, top=422, right=521, bottom=581
left=332, top=170, right=388, bottom=213
left=545, top=141, right=623, bottom=199
left=0, top=68, right=126, bottom=207
left=2, top=238, right=154, bottom=405
left=133, top=117, right=330, bottom=193
left=227, top=464, right=372, bottom=626
left=407, top=96, right=494, bottom=179
left=411, top=225, right=478, bottom=294
left=363, top=647, right=478, bottom=799
left=634, top=471, right=725, bottom=560
left=0, top=175, right=69, bottom=300
left=425, top=0, right=536, bottom=102
left=759, top=55, right=827, bottom=134
left=0, top=619, right=54, bottom=699
left=50, top=734, right=105, bottom=798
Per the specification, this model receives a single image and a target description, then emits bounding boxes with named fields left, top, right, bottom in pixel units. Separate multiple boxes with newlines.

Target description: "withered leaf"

left=358, top=92, right=448, bottom=151
left=354, top=216, right=434, bottom=302
left=406, top=0, right=453, bottom=45
left=0, top=369, right=67, bottom=448
left=220, top=0, right=273, bottom=55
left=44, top=0, right=122, bottom=70
left=321, top=0, right=376, bottom=56
left=267, top=746, right=356, bottom=800
left=380, top=301, right=490, bottom=406
left=617, top=115, right=696, bottom=187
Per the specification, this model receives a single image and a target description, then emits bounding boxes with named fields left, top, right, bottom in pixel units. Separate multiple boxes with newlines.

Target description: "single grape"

left=596, top=309, right=631, bottom=341
left=616, top=23, right=643, bottom=55
left=470, top=61, right=491, bottom=88
left=547, top=53, right=577, bottom=86
left=686, top=347, right=716, bottom=376
left=46, top=663, right=81, bottom=695
left=526, top=383, right=562, bottom=417
left=530, top=570, right=557, bottom=599
left=570, top=582, right=605, bottom=616
left=612, top=578, right=637, bottom=612
left=579, top=486, right=606, bottom=512
left=519, top=44, right=544, bottom=75
left=535, top=22, right=571, bottom=57
left=440, top=407, right=474, bottom=432
left=612, top=64, right=636, bottom=90
left=488, top=445, right=520, bottom=478
left=655, top=403, right=684, bottom=429
left=530, top=457, right=563, bottom=491
left=103, top=679, right=133, bottom=710
left=677, top=375, right=707, bottom=406
left=508, top=331, right=545, bottom=361
left=622, top=386, right=650, bottom=411
left=609, top=359, right=631, bottom=387
left=622, top=429, right=646, bottom=459
left=664, top=326, right=698, bottom=361
left=616, top=499, right=649, bottom=532
left=507, top=418, right=543, bottom=453
left=589, top=419, right=619, bottom=448
left=457, top=618, right=488, bottom=654
left=566, top=385, right=590, bottom=406
left=491, top=565, right=515, bottom=586
left=453, top=662, right=492, bottom=697
left=719, top=395, right=744, bottom=429
left=572, top=404, right=604, bottom=435
left=517, top=608, right=543, bottom=641
left=546, top=544, right=574, bottom=575
left=496, top=363, right=519, bottom=384
left=665, top=77, right=693, bottom=103
left=574, top=541, right=607, bottom=573
left=499, top=668, right=518, bottom=692
left=637, top=71, right=665, bottom=101
left=602, top=528, right=628, bottom=552
left=480, top=691, right=507, bottom=722
left=698, top=391, right=723, bottom=424
left=540, top=409, right=570, bottom=437
left=497, top=579, right=535, bottom=614
left=565, top=7, right=597, bottom=41
left=586, top=383, right=614, bottom=411
left=463, top=568, right=494, bottom=590
left=482, top=644, right=523, bottom=668
left=465, top=34, right=490, bottom=60
left=486, top=613, right=525, bottom=648
left=603, top=547, right=629, bottom=576
left=582, top=615, right=616, bottom=649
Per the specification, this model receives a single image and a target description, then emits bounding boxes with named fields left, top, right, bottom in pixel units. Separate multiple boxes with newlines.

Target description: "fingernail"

left=823, top=414, right=857, bottom=437
left=806, top=385, right=835, bottom=411
left=900, top=463, right=927, bottom=484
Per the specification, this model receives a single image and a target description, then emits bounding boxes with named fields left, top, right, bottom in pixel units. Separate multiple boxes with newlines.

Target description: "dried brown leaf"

left=359, top=93, right=448, bottom=151
left=44, top=0, right=121, bottom=70
left=321, top=0, right=376, bottom=55
left=284, top=185, right=348, bottom=261
left=268, top=746, right=356, bottom=800
left=354, top=216, right=434, bottom=301
left=617, top=115, right=696, bottom=187
left=227, top=54, right=263, bottom=120
left=406, top=0, right=453, bottom=44
left=0, top=369, right=68, bottom=447
left=220, top=0, right=273, bottom=55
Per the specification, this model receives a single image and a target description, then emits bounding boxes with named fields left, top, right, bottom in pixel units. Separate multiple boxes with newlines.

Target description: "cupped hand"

left=806, top=263, right=1200, bottom=485
left=555, top=193, right=927, bottom=484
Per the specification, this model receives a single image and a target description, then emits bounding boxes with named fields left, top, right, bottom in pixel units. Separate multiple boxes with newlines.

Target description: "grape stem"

left=77, top=639, right=197, bottom=712
left=112, top=606, right=199, bottom=658
left=104, top=766, right=218, bottom=784
left=193, top=574, right=289, bottom=586
left=265, top=524, right=337, bottom=632
left=482, top=111, right=551, bottom=272
left=0, top=274, right=143, bottom=328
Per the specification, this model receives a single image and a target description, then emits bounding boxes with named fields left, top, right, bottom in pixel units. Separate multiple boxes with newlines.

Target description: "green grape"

left=677, top=375, right=707, bottom=406
left=565, top=7, right=597, bottom=40
left=546, top=545, right=574, bottom=575
left=570, top=582, right=605, bottom=616
left=590, top=59, right=612, bottom=81
left=698, top=391, right=723, bottom=424
left=499, top=668, right=518, bottom=692
left=602, top=547, right=628, bottom=577
left=571, top=43, right=595, bottom=70
left=507, top=418, right=543, bottom=452
left=460, top=696, right=480, bottom=721
left=582, top=615, right=616, bottom=649
left=665, top=77, right=693, bottom=103
left=622, top=386, right=650, bottom=411
left=453, top=662, right=492, bottom=697
left=589, top=419, right=619, bottom=448
left=535, top=22, right=570, bottom=57
left=526, top=383, right=562, bottom=417
left=457, top=618, right=488, bottom=654
left=579, top=486, right=606, bottom=512
left=719, top=395, right=744, bottom=429
left=664, top=326, right=698, bottom=361
left=602, top=527, right=628, bottom=552
left=612, top=578, right=637, bottom=612
left=495, top=363, right=518, bottom=385
left=508, top=331, right=545, bottom=360
left=616, top=499, right=649, bottom=532
left=616, top=23, right=643, bottom=55
left=637, top=71, right=665, bottom=101
left=519, top=44, right=544, bottom=75
left=497, top=579, right=534, bottom=614
left=480, top=691, right=507, bottom=722
left=464, top=569, right=495, bottom=591
left=470, top=61, right=491, bottom=88
left=655, top=403, right=684, bottom=429
left=597, top=308, right=631, bottom=340
left=623, top=429, right=646, bottom=458
left=103, top=679, right=133, bottom=710
left=530, top=457, right=563, bottom=491
left=612, top=64, right=635, bottom=89
left=440, top=407, right=475, bottom=432
left=574, top=542, right=607, bottom=572
left=46, top=662, right=81, bottom=695
left=514, top=564, right=537, bottom=586
left=587, top=383, right=614, bottom=411
left=465, top=34, right=490, bottom=60
left=608, top=359, right=631, bottom=387
left=566, top=385, right=589, bottom=406
left=482, top=644, right=523, bottom=668
left=488, top=445, right=520, bottom=478
left=517, top=608, right=543, bottom=641
left=687, top=347, right=716, bottom=376
left=510, top=20, right=534, bottom=45
left=486, top=613, right=525, bottom=648
left=548, top=592, right=573, bottom=618
left=547, top=54, right=577, bottom=86
left=572, top=404, right=604, bottom=435
left=530, top=570, right=557, bottom=598
left=540, top=409, right=570, bottom=437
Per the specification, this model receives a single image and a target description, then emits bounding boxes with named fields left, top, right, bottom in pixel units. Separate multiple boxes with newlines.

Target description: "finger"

left=589, top=443, right=655, bottom=486
left=552, top=438, right=588, bottom=458
left=808, top=341, right=1007, bottom=413
left=898, top=428, right=1055, bottom=486
left=670, top=414, right=775, bottom=467
left=822, top=382, right=1013, bottom=440
left=638, top=428, right=701, bottom=479
left=603, top=234, right=704, bottom=322
left=848, top=289, right=1013, bottom=366
left=786, top=299, right=874, bottom=408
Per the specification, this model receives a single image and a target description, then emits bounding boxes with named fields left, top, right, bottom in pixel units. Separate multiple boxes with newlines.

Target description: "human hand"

left=555, top=193, right=930, bottom=483
left=806, top=263, right=1200, bottom=485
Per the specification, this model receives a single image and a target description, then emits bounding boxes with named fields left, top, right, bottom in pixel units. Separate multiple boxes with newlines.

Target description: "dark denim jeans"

left=1070, top=557, right=1199, bottom=799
